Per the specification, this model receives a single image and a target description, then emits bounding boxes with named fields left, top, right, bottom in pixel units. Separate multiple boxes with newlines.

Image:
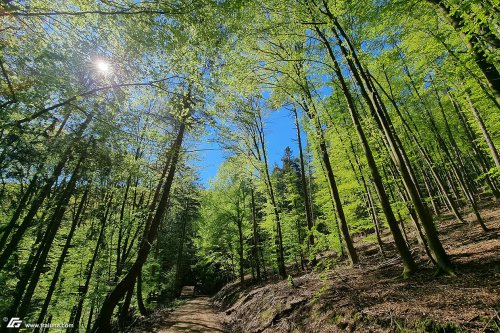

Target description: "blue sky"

left=193, top=107, right=298, bottom=186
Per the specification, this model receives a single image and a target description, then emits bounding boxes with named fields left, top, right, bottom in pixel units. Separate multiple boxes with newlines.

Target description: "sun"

left=95, top=60, right=111, bottom=73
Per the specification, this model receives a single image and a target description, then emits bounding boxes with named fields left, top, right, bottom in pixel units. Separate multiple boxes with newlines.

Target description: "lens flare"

left=95, top=60, right=111, bottom=72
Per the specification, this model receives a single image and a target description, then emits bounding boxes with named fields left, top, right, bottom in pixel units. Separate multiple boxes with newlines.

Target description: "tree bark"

left=9, top=150, right=87, bottom=324
left=464, top=92, right=500, bottom=167
left=0, top=114, right=91, bottom=271
left=321, top=11, right=453, bottom=274
left=137, top=270, right=148, bottom=316
left=293, top=109, right=315, bottom=250
left=313, top=24, right=415, bottom=275
left=91, top=114, right=186, bottom=332
left=254, top=112, right=287, bottom=278
left=250, top=185, right=261, bottom=281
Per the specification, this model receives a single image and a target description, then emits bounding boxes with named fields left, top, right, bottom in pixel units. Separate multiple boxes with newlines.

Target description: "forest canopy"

left=0, top=0, right=499, bottom=332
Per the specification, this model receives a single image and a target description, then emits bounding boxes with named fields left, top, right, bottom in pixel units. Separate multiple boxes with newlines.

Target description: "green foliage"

left=0, top=0, right=499, bottom=330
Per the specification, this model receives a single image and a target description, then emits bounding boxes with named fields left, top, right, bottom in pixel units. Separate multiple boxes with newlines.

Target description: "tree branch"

left=1, top=9, right=175, bottom=17
left=14, top=79, right=167, bottom=126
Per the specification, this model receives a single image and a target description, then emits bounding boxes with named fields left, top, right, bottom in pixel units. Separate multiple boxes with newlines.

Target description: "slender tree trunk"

left=464, top=92, right=500, bottom=167
left=70, top=198, right=110, bottom=333
left=321, top=13, right=453, bottom=273
left=175, top=198, right=190, bottom=294
left=422, top=169, right=439, bottom=215
left=137, top=270, right=148, bottom=316
left=254, top=113, right=286, bottom=278
left=0, top=115, right=91, bottom=271
left=91, top=114, right=187, bottom=332
left=373, top=71, right=465, bottom=223
left=318, top=134, right=358, bottom=265
left=11, top=150, right=87, bottom=322
left=118, top=283, right=134, bottom=329
left=34, top=186, right=90, bottom=333
left=293, top=109, right=314, bottom=249
left=292, top=79, right=357, bottom=264
left=237, top=217, right=244, bottom=284
left=313, top=24, right=415, bottom=275
left=451, top=92, right=500, bottom=199
left=115, top=177, right=132, bottom=282
left=413, top=75, right=487, bottom=230
left=250, top=186, right=261, bottom=282
left=0, top=173, right=39, bottom=251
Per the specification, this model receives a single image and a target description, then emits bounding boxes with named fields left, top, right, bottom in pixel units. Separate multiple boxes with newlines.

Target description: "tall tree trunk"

left=236, top=217, right=244, bottom=284
left=313, top=25, right=415, bottom=275
left=317, top=129, right=359, bottom=265
left=320, top=10, right=454, bottom=274
left=464, top=92, right=500, bottom=167
left=293, top=109, right=314, bottom=249
left=254, top=113, right=287, bottom=278
left=0, top=173, right=39, bottom=251
left=137, top=270, right=148, bottom=316
left=0, top=115, right=91, bottom=271
left=372, top=71, right=465, bottom=223
left=91, top=114, right=186, bottom=332
left=451, top=92, right=500, bottom=199
left=292, top=75, right=358, bottom=264
left=70, top=197, right=111, bottom=333
left=409, top=72, right=486, bottom=230
left=115, top=177, right=132, bottom=282
left=339, top=124, right=385, bottom=257
left=250, top=185, right=261, bottom=282
left=118, top=283, right=134, bottom=329
left=34, top=186, right=90, bottom=333
left=175, top=198, right=190, bottom=294
left=10, top=150, right=87, bottom=322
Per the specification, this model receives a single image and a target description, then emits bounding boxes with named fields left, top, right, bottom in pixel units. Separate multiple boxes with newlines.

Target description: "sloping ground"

left=214, top=206, right=500, bottom=332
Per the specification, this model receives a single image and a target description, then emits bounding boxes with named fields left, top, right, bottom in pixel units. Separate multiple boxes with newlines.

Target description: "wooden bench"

left=180, top=285, right=195, bottom=297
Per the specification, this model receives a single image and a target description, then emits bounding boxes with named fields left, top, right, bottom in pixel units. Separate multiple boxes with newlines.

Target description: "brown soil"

left=214, top=205, right=500, bottom=332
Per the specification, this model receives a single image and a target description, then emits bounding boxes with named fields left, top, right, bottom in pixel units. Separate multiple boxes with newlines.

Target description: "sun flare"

left=95, top=60, right=111, bottom=73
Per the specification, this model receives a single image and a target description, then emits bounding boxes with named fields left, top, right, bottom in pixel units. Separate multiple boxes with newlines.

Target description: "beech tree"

left=1, top=0, right=499, bottom=331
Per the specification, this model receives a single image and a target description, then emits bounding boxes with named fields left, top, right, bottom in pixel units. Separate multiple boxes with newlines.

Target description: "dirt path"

left=158, top=297, right=225, bottom=333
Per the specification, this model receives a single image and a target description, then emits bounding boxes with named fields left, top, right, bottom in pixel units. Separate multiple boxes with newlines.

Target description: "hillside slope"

left=214, top=207, right=500, bottom=332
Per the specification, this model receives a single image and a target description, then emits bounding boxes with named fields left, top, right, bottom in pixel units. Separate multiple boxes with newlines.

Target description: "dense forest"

left=0, top=0, right=499, bottom=332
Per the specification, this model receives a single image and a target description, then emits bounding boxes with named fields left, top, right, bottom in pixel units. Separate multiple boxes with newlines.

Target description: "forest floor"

left=213, top=204, right=500, bottom=332
left=133, top=204, right=499, bottom=332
